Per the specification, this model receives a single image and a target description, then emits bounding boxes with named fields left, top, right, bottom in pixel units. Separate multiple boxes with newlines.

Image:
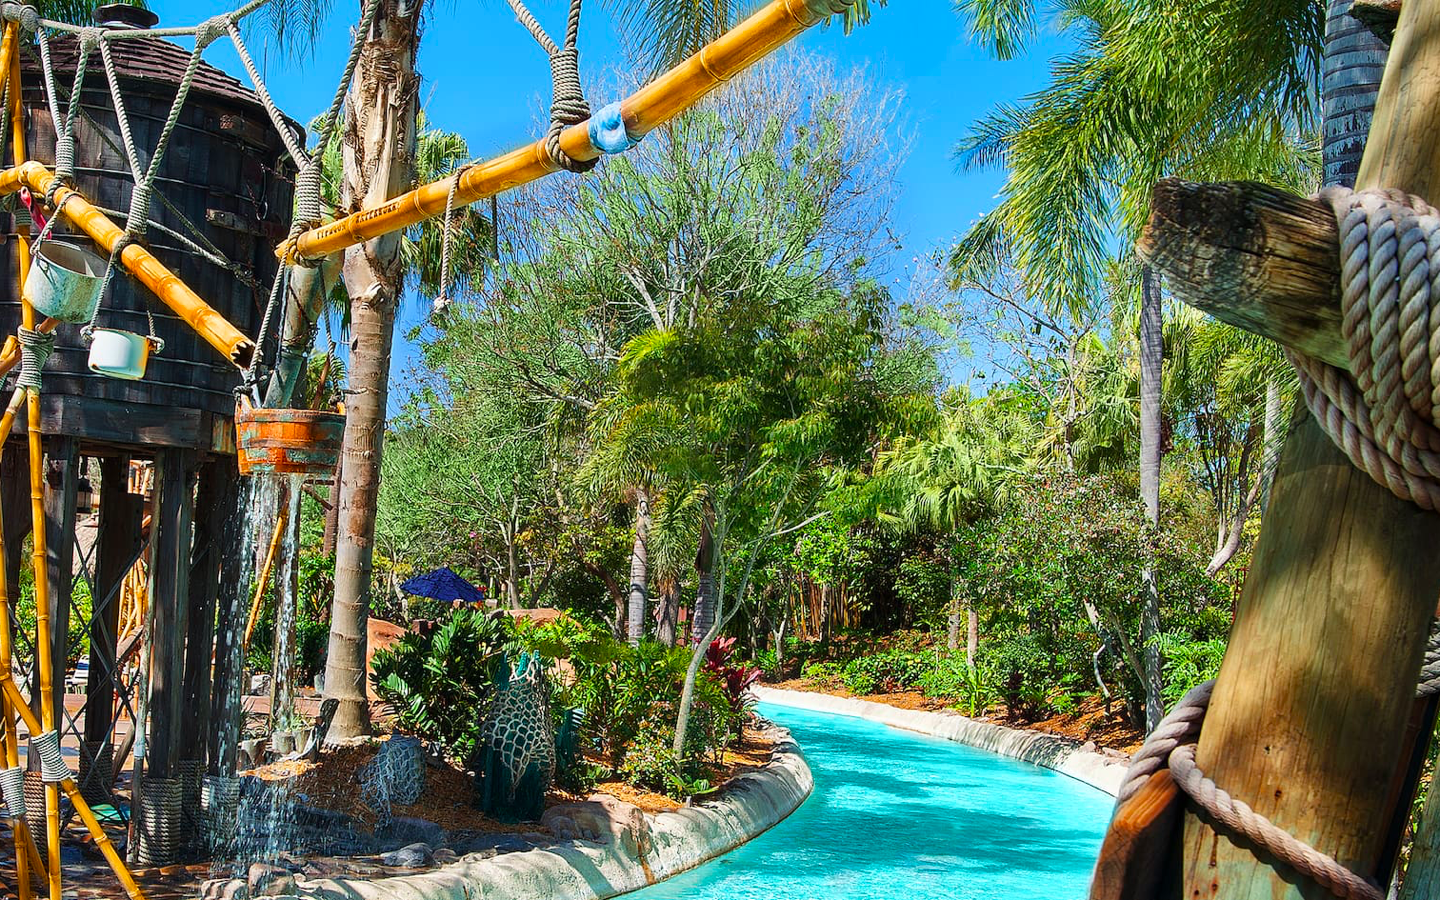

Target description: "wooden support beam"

left=1138, top=179, right=1346, bottom=367
left=84, top=457, right=137, bottom=747
left=143, top=449, right=195, bottom=781
left=178, top=461, right=231, bottom=768
left=1170, top=3, right=1440, bottom=898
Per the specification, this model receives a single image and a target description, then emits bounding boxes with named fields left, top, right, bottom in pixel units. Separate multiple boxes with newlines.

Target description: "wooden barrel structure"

left=0, top=6, right=301, bottom=863
left=236, top=404, right=345, bottom=476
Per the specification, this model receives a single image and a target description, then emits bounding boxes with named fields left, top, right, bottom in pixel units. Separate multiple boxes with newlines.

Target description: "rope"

left=434, top=163, right=474, bottom=312
left=16, top=326, right=54, bottom=392
left=0, top=765, right=25, bottom=818
left=506, top=0, right=596, bottom=173
left=1291, top=187, right=1440, bottom=510
left=32, top=730, right=71, bottom=783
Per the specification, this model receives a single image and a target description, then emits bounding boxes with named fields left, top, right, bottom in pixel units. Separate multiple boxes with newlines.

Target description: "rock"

left=248, top=673, right=272, bottom=696
left=431, top=847, right=458, bottom=865
left=375, top=814, right=446, bottom=849
left=380, top=841, right=433, bottom=868
left=199, top=878, right=249, bottom=900
left=542, top=794, right=652, bottom=859
left=1080, top=741, right=1097, bottom=753
left=247, top=863, right=291, bottom=896
left=449, top=832, right=533, bottom=856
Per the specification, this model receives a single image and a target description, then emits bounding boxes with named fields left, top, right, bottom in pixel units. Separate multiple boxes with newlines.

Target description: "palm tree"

left=878, top=394, right=1034, bottom=663
left=951, top=0, right=1321, bottom=730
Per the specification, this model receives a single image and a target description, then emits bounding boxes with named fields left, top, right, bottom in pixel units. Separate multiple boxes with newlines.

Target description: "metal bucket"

left=235, top=402, right=345, bottom=476
left=87, top=328, right=157, bottom=380
left=25, top=241, right=107, bottom=323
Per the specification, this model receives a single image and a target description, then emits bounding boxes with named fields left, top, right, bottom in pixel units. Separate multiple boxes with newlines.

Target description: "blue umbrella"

left=400, top=567, right=487, bottom=605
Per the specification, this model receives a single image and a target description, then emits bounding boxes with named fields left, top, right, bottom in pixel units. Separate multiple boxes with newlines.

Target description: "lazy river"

left=632, top=701, right=1113, bottom=900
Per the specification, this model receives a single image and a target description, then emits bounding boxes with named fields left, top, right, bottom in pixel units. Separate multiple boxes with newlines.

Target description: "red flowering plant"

left=703, top=638, right=762, bottom=742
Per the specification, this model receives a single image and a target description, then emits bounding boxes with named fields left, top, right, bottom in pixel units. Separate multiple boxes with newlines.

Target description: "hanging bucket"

left=25, top=242, right=107, bottom=323
left=235, top=402, right=345, bottom=476
left=87, top=328, right=159, bottom=381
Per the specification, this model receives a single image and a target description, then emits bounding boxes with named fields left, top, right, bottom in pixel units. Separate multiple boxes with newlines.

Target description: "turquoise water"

left=631, top=702, right=1112, bottom=900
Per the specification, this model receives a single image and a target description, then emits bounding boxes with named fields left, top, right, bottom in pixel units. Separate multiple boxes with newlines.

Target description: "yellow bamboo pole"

left=243, top=501, right=289, bottom=652
left=0, top=162, right=253, bottom=367
left=0, top=676, right=145, bottom=900
left=283, top=0, right=855, bottom=263
left=0, top=21, right=36, bottom=898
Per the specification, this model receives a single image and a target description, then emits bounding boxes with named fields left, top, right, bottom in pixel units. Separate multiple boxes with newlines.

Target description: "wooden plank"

left=13, top=394, right=207, bottom=449
left=144, top=448, right=195, bottom=781
left=1138, top=179, right=1346, bottom=367
left=1090, top=771, right=1183, bottom=900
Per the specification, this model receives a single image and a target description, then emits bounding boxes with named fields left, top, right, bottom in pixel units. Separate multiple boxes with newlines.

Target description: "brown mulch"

left=768, top=678, right=1142, bottom=754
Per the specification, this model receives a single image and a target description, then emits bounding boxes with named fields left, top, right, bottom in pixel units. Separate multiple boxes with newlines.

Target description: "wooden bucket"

left=235, top=404, right=344, bottom=476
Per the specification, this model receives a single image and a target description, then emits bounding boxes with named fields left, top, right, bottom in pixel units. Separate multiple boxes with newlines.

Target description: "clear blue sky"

left=146, top=0, right=1070, bottom=408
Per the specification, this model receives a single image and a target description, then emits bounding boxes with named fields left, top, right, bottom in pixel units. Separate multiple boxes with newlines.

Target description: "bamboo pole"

left=1170, top=5, right=1440, bottom=899
left=283, top=0, right=855, bottom=263
left=243, top=498, right=289, bottom=652
left=0, top=162, right=253, bottom=367
left=0, top=676, right=145, bottom=900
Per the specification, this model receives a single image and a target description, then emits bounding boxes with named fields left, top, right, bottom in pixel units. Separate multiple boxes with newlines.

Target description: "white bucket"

left=25, top=241, right=107, bottom=324
left=87, top=328, right=156, bottom=380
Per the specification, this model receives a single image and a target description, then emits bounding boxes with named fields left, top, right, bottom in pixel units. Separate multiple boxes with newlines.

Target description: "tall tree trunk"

left=626, top=490, right=651, bottom=645
left=505, top=527, right=521, bottom=609
left=966, top=606, right=978, bottom=667
left=692, top=507, right=716, bottom=643
left=1138, top=263, right=1164, bottom=732
left=656, top=576, right=680, bottom=646
left=323, top=0, right=421, bottom=741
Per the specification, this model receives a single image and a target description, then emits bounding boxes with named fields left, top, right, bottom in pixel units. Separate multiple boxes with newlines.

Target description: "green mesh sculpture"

left=473, top=652, right=555, bottom=822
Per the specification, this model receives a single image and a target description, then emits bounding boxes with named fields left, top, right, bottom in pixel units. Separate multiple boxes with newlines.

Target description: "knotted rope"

left=1290, top=187, right=1440, bottom=510
left=1114, top=624, right=1440, bottom=900
left=507, top=0, right=597, bottom=173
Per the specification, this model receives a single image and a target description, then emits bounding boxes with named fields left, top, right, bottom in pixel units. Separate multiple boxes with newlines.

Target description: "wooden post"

left=39, top=438, right=77, bottom=735
left=1166, top=5, right=1440, bottom=898
left=144, top=449, right=195, bottom=781
left=208, top=472, right=246, bottom=777
left=179, top=461, right=230, bottom=768
left=84, top=456, right=137, bottom=745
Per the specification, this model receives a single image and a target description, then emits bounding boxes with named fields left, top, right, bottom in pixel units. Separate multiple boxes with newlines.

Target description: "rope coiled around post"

left=32, top=730, right=71, bottom=783
left=16, top=326, right=55, bottom=392
left=1290, top=187, right=1440, bottom=510
left=508, top=0, right=597, bottom=173
left=0, top=765, right=25, bottom=818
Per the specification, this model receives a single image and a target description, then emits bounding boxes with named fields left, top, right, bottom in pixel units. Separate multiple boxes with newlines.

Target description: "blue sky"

left=146, top=0, right=1070, bottom=408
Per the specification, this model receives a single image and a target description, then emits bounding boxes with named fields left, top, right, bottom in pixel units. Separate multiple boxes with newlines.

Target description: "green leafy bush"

left=1155, top=631, right=1226, bottom=705
left=370, top=608, right=513, bottom=761
left=839, top=647, right=929, bottom=694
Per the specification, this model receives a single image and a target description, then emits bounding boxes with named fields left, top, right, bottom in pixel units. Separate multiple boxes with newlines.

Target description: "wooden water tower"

left=0, top=4, right=297, bottom=861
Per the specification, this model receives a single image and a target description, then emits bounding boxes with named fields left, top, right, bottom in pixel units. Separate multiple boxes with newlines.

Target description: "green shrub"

left=839, top=647, right=929, bottom=695
left=917, top=653, right=996, bottom=716
left=987, top=631, right=1053, bottom=720
left=1155, top=631, right=1226, bottom=705
left=370, top=608, right=513, bottom=761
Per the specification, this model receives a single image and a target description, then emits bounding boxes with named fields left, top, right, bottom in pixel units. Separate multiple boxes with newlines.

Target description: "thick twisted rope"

left=1291, top=187, right=1440, bottom=510
left=31, top=730, right=70, bottom=783
left=16, top=326, right=54, bottom=392
left=0, top=766, right=25, bottom=819
left=507, top=0, right=596, bottom=173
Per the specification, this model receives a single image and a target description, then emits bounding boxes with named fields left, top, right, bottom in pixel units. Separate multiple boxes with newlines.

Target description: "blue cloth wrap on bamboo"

left=588, top=101, right=638, bottom=153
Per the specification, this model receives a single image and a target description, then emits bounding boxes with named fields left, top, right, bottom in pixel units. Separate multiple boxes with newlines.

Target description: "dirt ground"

left=768, top=678, right=1144, bottom=753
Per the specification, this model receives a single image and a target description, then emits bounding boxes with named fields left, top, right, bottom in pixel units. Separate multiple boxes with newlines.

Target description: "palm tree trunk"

left=323, top=0, right=421, bottom=741
left=1322, top=0, right=1387, bottom=189
left=946, top=578, right=960, bottom=652
left=692, top=507, right=716, bottom=643
left=1139, top=263, right=1164, bottom=732
left=322, top=452, right=342, bottom=557
left=656, top=576, right=680, bottom=646
left=626, top=489, right=651, bottom=645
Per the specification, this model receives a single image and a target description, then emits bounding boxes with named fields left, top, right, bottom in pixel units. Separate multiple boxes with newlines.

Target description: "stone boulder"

left=541, top=794, right=651, bottom=860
